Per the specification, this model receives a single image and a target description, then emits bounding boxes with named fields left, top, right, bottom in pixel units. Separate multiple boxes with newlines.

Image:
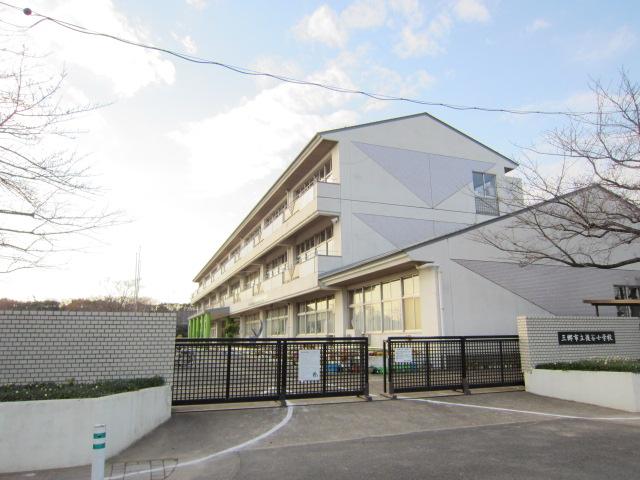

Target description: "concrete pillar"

left=287, top=302, right=296, bottom=337
left=418, top=265, right=443, bottom=336
left=259, top=310, right=267, bottom=338
left=333, top=289, right=349, bottom=336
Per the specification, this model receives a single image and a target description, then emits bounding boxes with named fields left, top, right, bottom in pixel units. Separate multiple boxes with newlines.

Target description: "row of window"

left=200, top=157, right=334, bottom=289
left=297, top=296, right=335, bottom=335
left=349, top=275, right=421, bottom=333
left=295, top=225, right=334, bottom=263
left=294, top=159, right=333, bottom=199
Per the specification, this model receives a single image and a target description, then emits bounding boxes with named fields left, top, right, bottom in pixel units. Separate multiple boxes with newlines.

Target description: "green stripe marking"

left=93, top=443, right=106, bottom=450
left=93, top=432, right=106, bottom=439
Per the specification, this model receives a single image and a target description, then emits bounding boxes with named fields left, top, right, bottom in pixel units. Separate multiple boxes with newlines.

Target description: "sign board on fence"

left=394, top=347, right=413, bottom=364
left=298, top=349, right=321, bottom=382
left=558, top=331, right=616, bottom=345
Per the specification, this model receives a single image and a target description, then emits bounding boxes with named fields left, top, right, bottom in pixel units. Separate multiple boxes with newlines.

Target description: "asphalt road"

left=4, top=390, right=640, bottom=480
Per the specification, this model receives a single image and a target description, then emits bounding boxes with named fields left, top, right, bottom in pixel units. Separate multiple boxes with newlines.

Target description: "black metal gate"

left=383, top=336, right=523, bottom=395
left=173, top=337, right=369, bottom=405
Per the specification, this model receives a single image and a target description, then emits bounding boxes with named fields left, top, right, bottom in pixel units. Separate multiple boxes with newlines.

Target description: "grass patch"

left=0, top=377, right=165, bottom=402
left=536, top=358, right=640, bottom=373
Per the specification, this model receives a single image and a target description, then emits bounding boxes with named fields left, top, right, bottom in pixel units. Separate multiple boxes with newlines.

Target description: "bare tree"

left=479, top=70, right=640, bottom=268
left=0, top=44, right=117, bottom=272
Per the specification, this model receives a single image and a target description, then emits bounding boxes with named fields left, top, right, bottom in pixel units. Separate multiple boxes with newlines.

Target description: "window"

left=295, top=225, right=334, bottom=263
left=349, top=275, right=419, bottom=333
left=297, top=296, right=335, bottom=334
left=265, top=252, right=288, bottom=279
left=244, top=227, right=261, bottom=247
left=266, top=307, right=287, bottom=336
left=245, top=270, right=260, bottom=289
left=473, top=171, right=499, bottom=215
left=264, top=202, right=287, bottom=228
left=614, top=285, right=640, bottom=317
left=244, top=313, right=262, bottom=337
left=230, top=245, right=241, bottom=262
left=294, top=159, right=333, bottom=199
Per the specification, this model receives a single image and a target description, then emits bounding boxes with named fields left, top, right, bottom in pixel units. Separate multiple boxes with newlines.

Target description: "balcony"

left=207, top=252, right=342, bottom=314
left=193, top=181, right=341, bottom=302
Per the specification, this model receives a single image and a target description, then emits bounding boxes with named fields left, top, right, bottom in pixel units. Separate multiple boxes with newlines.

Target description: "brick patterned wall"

left=0, top=311, right=176, bottom=385
left=517, top=315, right=640, bottom=371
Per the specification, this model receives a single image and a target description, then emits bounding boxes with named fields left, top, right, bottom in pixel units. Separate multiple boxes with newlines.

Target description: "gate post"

left=382, top=340, right=387, bottom=394
left=388, top=340, right=397, bottom=399
left=460, top=337, right=470, bottom=395
left=279, top=340, right=288, bottom=407
left=362, top=339, right=371, bottom=401
left=225, top=343, right=232, bottom=400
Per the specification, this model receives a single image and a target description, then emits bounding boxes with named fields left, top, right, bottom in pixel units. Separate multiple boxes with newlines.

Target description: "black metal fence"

left=173, top=337, right=369, bottom=405
left=384, top=336, right=523, bottom=395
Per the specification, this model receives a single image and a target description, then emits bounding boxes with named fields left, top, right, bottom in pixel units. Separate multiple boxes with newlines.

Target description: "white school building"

left=190, top=113, right=640, bottom=346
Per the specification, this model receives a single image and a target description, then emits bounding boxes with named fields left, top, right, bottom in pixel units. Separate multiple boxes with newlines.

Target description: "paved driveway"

left=3, top=389, right=640, bottom=480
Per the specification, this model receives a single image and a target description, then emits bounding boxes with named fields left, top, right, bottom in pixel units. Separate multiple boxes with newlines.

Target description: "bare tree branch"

left=478, top=69, right=640, bottom=269
left=0, top=43, right=120, bottom=272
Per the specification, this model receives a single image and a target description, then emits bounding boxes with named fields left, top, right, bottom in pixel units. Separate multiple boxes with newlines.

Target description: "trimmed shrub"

left=536, top=358, right=640, bottom=373
left=0, top=377, right=165, bottom=402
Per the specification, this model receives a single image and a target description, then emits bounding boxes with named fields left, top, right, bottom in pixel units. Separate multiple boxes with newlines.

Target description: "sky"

left=0, top=0, right=638, bottom=303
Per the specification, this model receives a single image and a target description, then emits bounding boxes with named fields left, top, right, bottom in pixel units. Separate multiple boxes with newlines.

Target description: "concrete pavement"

left=3, top=390, right=640, bottom=480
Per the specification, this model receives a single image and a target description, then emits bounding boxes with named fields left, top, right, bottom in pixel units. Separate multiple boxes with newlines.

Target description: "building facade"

left=190, top=113, right=640, bottom=346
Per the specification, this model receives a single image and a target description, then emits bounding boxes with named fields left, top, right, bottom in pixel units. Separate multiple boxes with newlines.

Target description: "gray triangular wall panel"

left=353, top=141, right=495, bottom=209
left=353, top=142, right=433, bottom=205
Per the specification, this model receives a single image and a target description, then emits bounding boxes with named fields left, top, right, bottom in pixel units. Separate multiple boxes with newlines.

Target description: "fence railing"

left=173, top=337, right=369, bottom=405
left=383, top=336, right=523, bottom=395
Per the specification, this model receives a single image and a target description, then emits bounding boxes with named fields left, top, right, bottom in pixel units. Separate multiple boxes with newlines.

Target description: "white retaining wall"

left=0, top=385, right=171, bottom=473
left=525, top=369, right=640, bottom=412
left=517, top=315, right=640, bottom=371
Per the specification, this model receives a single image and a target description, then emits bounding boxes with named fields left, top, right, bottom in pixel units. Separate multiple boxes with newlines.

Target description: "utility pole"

left=133, top=247, right=141, bottom=311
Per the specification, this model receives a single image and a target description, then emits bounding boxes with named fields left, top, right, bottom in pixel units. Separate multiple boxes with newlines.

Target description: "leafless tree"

left=479, top=70, right=640, bottom=268
left=0, top=44, right=118, bottom=272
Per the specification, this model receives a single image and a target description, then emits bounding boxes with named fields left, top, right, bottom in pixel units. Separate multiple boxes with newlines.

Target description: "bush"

left=536, top=358, right=640, bottom=373
left=0, top=377, right=165, bottom=402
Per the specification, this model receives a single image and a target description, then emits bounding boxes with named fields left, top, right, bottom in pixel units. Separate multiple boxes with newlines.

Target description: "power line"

left=0, top=1, right=608, bottom=117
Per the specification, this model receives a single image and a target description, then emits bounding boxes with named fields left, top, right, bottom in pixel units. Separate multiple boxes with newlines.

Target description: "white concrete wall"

left=0, top=385, right=171, bottom=474
left=526, top=369, right=640, bottom=412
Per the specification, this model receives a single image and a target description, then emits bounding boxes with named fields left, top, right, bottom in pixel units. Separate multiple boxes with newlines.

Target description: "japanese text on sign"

left=557, top=331, right=615, bottom=345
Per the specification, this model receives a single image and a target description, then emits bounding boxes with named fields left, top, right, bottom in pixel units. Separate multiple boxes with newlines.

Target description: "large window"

left=245, top=270, right=260, bottom=289
left=244, top=313, right=262, bottom=337
left=349, top=275, right=420, bottom=333
left=265, top=252, right=288, bottom=279
left=297, top=296, right=335, bottom=334
left=473, top=171, right=499, bottom=216
left=294, top=159, right=333, bottom=199
left=614, top=285, right=640, bottom=317
left=295, top=225, right=334, bottom=263
left=266, top=307, right=288, bottom=336
left=244, top=227, right=261, bottom=247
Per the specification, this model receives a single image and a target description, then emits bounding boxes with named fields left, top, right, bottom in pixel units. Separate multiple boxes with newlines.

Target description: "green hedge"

left=0, top=377, right=165, bottom=402
left=536, top=358, right=640, bottom=373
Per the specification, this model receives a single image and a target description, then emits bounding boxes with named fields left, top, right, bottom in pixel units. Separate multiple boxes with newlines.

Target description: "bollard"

left=91, top=424, right=106, bottom=480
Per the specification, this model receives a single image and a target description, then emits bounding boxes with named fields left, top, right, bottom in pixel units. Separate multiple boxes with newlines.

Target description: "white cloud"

left=293, top=0, right=387, bottom=48
left=293, top=5, right=347, bottom=48
left=172, top=32, right=198, bottom=54
left=388, top=0, right=423, bottom=26
left=362, top=66, right=436, bottom=111
left=20, top=0, right=175, bottom=96
left=169, top=65, right=359, bottom=197
left=342, top=0, right=387, bottom=29
left=574, top=26, right=637, bottom=62
left=185, top=0, right=207, bottom=9
left=394, top=13, right=451, bottom=58
left=453, top=0, right=490, bottom=23
left=526, top=18, right=551, bottom=33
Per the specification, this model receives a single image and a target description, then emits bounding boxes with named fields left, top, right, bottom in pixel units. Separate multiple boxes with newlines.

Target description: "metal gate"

left=173, top=337, right=369, bottom=405
left=383, top=336, right=523, bottom=395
